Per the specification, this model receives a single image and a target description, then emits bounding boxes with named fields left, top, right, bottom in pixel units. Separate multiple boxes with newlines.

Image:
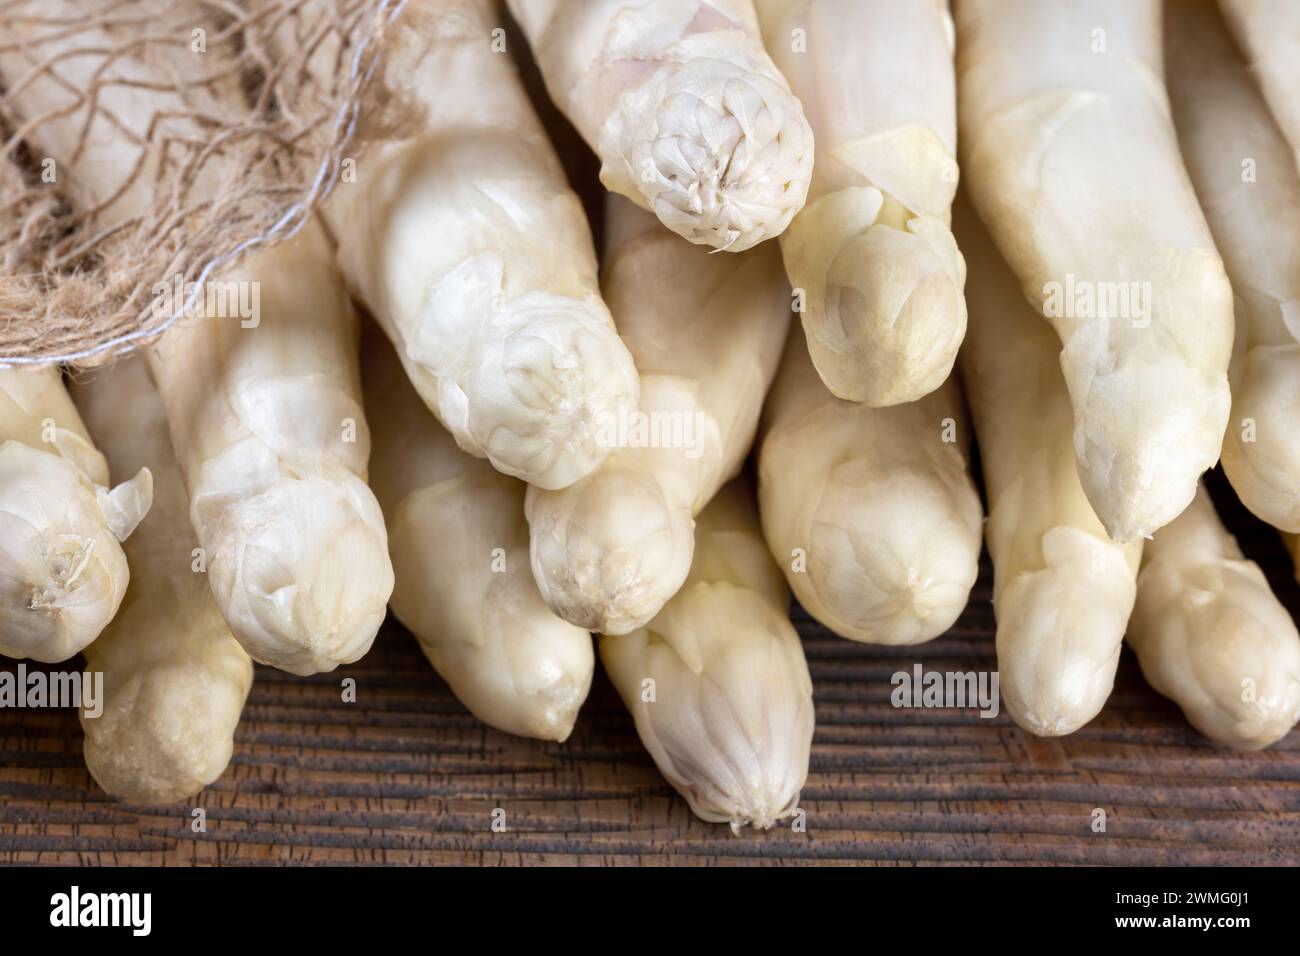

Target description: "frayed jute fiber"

left=0, top=0, right=402, bottom=367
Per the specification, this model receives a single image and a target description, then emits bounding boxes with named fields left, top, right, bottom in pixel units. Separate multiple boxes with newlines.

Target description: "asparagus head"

left=326, top=0, right=639, bottom=490
left=756, top=0, right=967, bottom=405
left=0, top=367, right=150, bottom=662
left=508, top=0, right=815, bottom=251
left=758, top=332, right=982, bottom=645
left=601, top=479, right=814, bottom=831
left=1128, top=486, right=1300, bottom=750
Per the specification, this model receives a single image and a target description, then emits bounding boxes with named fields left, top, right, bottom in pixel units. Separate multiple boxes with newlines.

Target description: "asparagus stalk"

left=507, top=0, right=814, bottom=251
left=147, top=223, right=394, bottom=675
left=957, top=200, right=1141, bottom=735
left=0, top=368, right=150, bottom=662
left=1166, top=0, right=1300, bottom=532
left=1219, top=0, right=1300, bottom=174
left=0, top=7, right=395, bottom=675
left=754, top=0, right=966, bottom=405
left=525, top=198, right=789, bottom=635
left=324, top=0, right=638, bottom=490
left=954, top=0, right=1233, bottom=542
left=601, top=479, right=814, bottom=831
left=757, top=331, right=982, bottom=644
left=363, top=325, right=594, bottom=741
left=1128, top=486, right=1300, bottom=750
left=70, top=357, right=252, bottom=803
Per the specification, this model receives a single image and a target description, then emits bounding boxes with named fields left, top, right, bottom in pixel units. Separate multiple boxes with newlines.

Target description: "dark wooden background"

left=2, top=471, right=1298, bottom=866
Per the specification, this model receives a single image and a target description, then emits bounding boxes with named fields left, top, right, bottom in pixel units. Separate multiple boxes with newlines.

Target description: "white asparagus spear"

left=1166, top=1, right=1300, bottom=532
left=754, top=0, right=966, bottom=405
left=957, top=200, right=1141, bottom=736
left=0, top=8, right=395, bottom=675
left=0, top=368, right=150, bottom=662
left=1219, top=0, right=1300, bottom=174
left=324, top=0, right=638, bottom=491
left=601, top=479, right=814, bottom=831
left=507, top=0, right=814, bottom=251
left=1129, top=486, right=1300, bottom=750
left=757, top=331, right=982, bottom=645
left=954, top=0, right=1233, bottom=542
left=363, top=325, right=594, bottom=741
left=525, top=197, right=789, bottom=636
left=70, top=357, right=252, bottom=804
left=147, top=223, right=393, bottom=675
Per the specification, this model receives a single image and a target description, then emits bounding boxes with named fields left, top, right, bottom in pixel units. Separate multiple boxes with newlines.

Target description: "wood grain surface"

left=2, top=472, right=1298, bottom=867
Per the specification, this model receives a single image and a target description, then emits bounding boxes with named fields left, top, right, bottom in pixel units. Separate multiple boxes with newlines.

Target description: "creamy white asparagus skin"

left=755, top=0, right=966, bottom=405
left=324, top=0, right=638, bottom=491
left=1167, top=1, right=1300, bottom=532
left=957, top=200, right=1141, bottom=736
left=0, top=368, right=150, bottom=662
left=757, top=331, right=982, bottom=645
left=70, top=357, right=252, bottom=804
left=363, top=325, right=594, bottom=741
left=0, top=8, right=395, bottom=675
left=507, top=0, right=814, bottom=251
left=147, top=222, right=393, bottom=675
left=1219, top=0, right=1300, bottom=173
left=525, top=197, right=789, bottom=636
left=954, top=0, right=1233, bottom=542
left=1129, top=486, right=1300, bottom=750
left=600, top=479, right=814, bottom=831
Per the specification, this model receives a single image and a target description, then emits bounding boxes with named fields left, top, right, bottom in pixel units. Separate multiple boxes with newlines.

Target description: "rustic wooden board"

left=2, top=473, right=1298, bottom=867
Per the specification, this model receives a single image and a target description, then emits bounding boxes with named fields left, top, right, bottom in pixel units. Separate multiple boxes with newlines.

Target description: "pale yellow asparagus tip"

left=195, top=473, right=393, bottom=676
left=993, top=527, right=1135, bottom=736
left=1070, top=349, right=1230, bottom=544
left=617, top=57, right=815, bottom=252
left=1129, top=488, right=1300, bottom=750
left=600, top=482, right=814, bottom=831
left=525, top=455, right=694, bottom=635
left=0, top=368, right=151, bottom=662
left=787, top=193, right=967, bottom=405
left=389, top=477, right=594, bottom=742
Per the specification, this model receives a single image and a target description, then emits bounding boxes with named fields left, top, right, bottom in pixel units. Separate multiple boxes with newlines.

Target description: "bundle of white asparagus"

left=5, top=0, right=1300, bottom=830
